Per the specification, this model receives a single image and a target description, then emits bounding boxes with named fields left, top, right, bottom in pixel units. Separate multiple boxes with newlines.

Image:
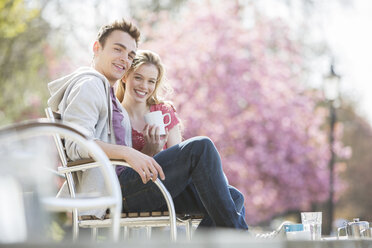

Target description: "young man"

left=48, top=18, right=248, bottom=230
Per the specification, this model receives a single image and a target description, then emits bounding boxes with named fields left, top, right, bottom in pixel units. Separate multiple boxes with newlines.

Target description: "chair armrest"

left=42, top=196, right=118, bottom=211
left=58, top=158, right=131, bottom=174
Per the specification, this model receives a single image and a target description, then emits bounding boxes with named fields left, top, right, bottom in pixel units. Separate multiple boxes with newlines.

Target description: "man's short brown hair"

left=97, top=18, right=140, bottom=47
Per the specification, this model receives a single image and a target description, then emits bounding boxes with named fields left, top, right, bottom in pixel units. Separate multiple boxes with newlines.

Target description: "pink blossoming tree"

left=140, top=1, right=347, bottom=224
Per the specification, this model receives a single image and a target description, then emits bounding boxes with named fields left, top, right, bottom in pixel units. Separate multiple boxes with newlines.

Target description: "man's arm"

left=95, top=140, right=165, bottom=184
left=61, top=77, right=164, bottom=183
left=63, top=78, right=105, bottom=160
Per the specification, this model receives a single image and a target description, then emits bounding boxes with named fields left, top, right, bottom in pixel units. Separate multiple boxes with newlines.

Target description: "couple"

left=48, top=18, right=248, bottom=230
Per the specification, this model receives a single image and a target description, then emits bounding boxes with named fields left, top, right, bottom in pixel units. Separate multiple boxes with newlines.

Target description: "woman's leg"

left=118, top=136, right=248, bottom=229
left=171, top=184, right=246, bottom=228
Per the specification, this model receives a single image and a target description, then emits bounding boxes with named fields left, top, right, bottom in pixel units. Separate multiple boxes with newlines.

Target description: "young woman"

left=116, top=50, right=247, bottom=229
left=116, top=50, right=182, bottom=156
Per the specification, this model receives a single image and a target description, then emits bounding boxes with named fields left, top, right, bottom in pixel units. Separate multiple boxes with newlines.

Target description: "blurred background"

left=1, top=0, right=372, bottom=236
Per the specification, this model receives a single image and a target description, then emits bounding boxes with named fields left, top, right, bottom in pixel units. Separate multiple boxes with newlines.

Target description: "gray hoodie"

left=48, top=66, right=131, bottom=218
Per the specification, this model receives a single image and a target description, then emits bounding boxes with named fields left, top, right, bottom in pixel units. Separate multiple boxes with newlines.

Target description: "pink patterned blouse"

left=132, top=103, right=180, bottom=151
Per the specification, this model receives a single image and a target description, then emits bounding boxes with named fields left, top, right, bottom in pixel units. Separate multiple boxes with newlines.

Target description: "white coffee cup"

left=144, top=111, right=171, bottom=135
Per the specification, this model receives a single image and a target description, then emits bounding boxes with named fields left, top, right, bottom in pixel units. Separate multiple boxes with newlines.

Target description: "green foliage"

left=0, top=0, right=50, bottom=125
left=47, top=219, right=65, bottom=242
left=0, top=0, right=39, bottom=38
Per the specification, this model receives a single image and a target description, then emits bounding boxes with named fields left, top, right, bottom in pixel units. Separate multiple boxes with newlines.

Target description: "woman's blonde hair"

left=116, top=50, right=170, bottom=105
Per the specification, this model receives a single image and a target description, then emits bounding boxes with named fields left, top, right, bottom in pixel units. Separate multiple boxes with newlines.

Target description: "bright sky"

left=258, top=0, right=372, bottom=123
left=326, top=0, right=372, bottom=123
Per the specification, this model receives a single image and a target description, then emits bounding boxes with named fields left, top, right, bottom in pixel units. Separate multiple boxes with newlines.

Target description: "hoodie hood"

left=47, top=66, right=113, bottom=137
left=48, top=67, right=109, bottom=112
left=47, top=66, right=132, bottom=147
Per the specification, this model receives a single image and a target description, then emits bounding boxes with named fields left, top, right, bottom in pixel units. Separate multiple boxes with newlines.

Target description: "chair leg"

left=110, top=205, right=121, bottom=241
left=72, top=209, right=79, bottom=242
left=123, top=226, right=129, bottom=240
left=146, top=226, right=152, bottom=239
left=153, top=179, right=177, bottom=241
left=185, top=219, right=193, bottom=240
left=91, top=227, right=97, bottom=242
left=132, top=228, right=140, bottom=239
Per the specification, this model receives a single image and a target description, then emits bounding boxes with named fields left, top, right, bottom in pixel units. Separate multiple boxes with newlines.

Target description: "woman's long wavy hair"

left=116, top=50, right=171, bottom=105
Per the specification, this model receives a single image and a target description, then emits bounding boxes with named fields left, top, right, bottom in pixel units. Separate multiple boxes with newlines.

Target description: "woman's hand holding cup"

left=142, top=124, right=169, bottom=156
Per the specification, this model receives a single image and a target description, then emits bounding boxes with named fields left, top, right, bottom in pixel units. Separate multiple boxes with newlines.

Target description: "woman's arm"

left=166, top=124, right=182, bottom=147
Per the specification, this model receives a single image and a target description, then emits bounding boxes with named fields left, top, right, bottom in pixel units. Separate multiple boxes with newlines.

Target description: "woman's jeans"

left=118, top=136, right=248, bottom=230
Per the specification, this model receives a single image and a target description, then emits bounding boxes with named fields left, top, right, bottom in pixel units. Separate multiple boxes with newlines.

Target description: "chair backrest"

left=45, top=108, right=68, bottom=166
left=45, top=108, right=78, bottom=197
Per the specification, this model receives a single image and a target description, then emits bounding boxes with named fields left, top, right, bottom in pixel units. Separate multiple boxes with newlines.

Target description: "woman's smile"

left=134, top=89, right=147, bottom=98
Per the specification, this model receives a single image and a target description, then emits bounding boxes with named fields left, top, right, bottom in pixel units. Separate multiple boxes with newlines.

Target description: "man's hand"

left=95, top=140, right=165, bottom=184
left=141, top=124, right=169, bottom=156
left=125, top=146, right=165, bottom=184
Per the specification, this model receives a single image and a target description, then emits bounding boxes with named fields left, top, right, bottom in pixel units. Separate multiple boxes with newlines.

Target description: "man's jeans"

left=118, top=136, right=248, bottom=230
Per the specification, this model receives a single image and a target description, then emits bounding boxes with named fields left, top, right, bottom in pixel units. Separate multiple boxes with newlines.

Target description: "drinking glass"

left=301, top=212, right=322, bottom=240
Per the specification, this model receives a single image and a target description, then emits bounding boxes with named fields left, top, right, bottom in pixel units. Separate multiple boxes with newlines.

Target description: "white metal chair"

left=45, top=108, right=202, bottom=242
left=0, top=119, right=122, bottom=242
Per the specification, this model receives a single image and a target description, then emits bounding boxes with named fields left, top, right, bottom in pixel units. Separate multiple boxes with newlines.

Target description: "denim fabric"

left=118, top=136, right=248, bottom=230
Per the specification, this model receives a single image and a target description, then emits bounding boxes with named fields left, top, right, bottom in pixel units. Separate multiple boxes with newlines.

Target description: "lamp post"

left=323, top=62, right=341, bottom=235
